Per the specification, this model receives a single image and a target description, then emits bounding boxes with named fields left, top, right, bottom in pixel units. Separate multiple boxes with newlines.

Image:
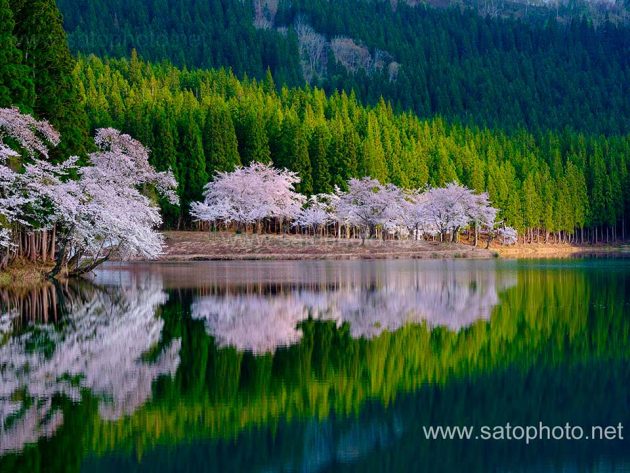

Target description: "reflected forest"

left=1, top=260, right=628, bottom=473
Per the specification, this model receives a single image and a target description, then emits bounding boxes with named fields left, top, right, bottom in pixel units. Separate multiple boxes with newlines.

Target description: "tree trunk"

left=48, top=239, right=69, bottom=279
left=69, top=255, right=111, bottom=277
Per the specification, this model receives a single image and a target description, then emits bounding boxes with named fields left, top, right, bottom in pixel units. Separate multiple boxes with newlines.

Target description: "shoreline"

left=158, top=231, right=496, bottom=261
left=2, top=233, right=628, bottom=287
left=0, top=261, right=56, bottom=288
left=494, top=243, right=630, bottom=259
left=157, top=231, right=630, bottom=262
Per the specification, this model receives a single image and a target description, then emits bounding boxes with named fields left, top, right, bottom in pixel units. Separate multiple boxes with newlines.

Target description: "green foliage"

left=309, top=125, right=332, bottom=194
left=234, top=104, right=271, bottom=166
left=0, top=0, right=31, bottom=110
left=10, top=0, right=88, bottom=157
left=177, top=113, right=207, bottom=221
left=202, top=99, right=240, bottom=177
left=277, top=114, right=312, bottom=194
left=74, top=55, right=630, bottom=236
left=1, top=262, right=628, bottom=473
left=57, top=0, right=630, bottom=134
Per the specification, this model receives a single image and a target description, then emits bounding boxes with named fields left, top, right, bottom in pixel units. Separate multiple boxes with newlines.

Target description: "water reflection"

left=0, top=259, right=628, bottom=473
left=82, top=361, right=630, bottom=473
left=188, top=260, right=517, bottom=353
left=0, top=276, right=180, bottom=454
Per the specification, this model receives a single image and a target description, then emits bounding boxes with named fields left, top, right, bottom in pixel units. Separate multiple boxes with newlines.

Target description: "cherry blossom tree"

left=49, top=128, right=178, bottom=277
left=293, top=193, right=336, bottom=236
left=0, top=108, right=64, bottom=267
left=334, top=177, right=403, bottom=243
left=496, top=226, right=518, bottom=245
left=0, top=108, right=59, bottom=240
left=421, top=183, right=471, bottom=241
left=1, top=111, right=177, bottom=275
left=398, top=189, right=437, bottom=240
left=467, top=190, right=498, bottom=246
left=191, top=162, right=305, bottom=232
left=421, top=183, right=498, bottom=243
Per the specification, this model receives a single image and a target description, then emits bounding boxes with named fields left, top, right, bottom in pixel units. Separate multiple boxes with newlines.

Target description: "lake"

left=0, top=259, right=629, bottom=472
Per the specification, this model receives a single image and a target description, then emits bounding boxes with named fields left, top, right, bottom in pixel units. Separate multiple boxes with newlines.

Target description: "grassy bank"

left=0, top=260, right=53, bottom=288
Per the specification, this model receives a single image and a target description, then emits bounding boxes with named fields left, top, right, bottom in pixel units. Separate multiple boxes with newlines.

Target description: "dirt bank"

left=159, top=231, right=497, bottom=261
left=158, top=232, right=630, bottom=262
left=494, top=242, right=630, bottom=259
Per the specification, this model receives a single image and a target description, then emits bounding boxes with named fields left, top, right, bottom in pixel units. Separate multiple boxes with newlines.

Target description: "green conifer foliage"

left=10, top=0, right=88, bottom=157
left=203, top=100, right=241, bottom=177
left=0, top=0, right=31, bottom=109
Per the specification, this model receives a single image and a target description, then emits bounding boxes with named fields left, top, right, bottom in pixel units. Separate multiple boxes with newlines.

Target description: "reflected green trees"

left=0, top=260, right=629, bottom=473
left=77, top=360, right=630, bottom=473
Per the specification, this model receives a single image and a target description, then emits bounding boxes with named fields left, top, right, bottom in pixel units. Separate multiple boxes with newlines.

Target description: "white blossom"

left=191, top=260, right=517, bottom=354
left=0, top=108, right=64, bottom=250
left=293, top=194, right=336, bottom=233
left=191, top=162, right=305, bottom=227
left=334, top=178, right=403, bottom=240
left=0, top=110, right=178, bottom=270
left=0, top=276, right=180, bottom=453
left=52, top=129, right=179, bottom=272
left=497, top=226, right=518, bottom=245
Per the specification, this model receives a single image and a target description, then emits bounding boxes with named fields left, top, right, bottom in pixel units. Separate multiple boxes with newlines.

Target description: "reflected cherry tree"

left=191, top=261, right=517, bottom=354
left=0, top=275, right=180, bottom=454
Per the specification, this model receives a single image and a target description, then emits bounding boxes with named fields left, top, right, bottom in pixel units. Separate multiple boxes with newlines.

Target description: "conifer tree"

left=430, top=142, right=457, bottom=186
left=309, top=125, right=331, bottom=194
left=234, top=106, right=270, bottom=165
left=203, top=101, right=241, bottom=177
left=177, top=117, right=207, bottom=220
left=10, top=0, right=88, bottom=157
left=0, top=0, right=31, bottom=109
left=522, top=173, right=542, bottom=238
left=278, top=116, right=312, bottom=194
left=153, top=109, right=180, bottom=226
left=361, top=115, right=388, bottom=182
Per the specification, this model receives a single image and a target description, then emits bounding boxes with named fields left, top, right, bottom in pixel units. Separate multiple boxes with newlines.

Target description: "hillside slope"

left=58, top=0, right=630, bottom=133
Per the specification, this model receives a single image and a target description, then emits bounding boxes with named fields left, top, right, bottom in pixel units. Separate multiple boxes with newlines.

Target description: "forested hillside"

left=1, top=0, right=629, bottom=245
left=58, top=0, right=630, bottom=133
left=74, top=55, right=630, bottom=240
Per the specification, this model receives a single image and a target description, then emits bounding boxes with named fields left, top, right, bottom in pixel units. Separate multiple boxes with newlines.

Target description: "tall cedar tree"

left=0, top=0, right=31, bottom=109
left=203, top=101, right=241, bottom=177
left=10, top=0, right=88, bottom=158
left=278, top=116, right=313, bottom=195
left=177, top=117, right=208, bottom=222
left=234, top=107, right=271, bottom=166
left=309, top=125, right=332, bottom=194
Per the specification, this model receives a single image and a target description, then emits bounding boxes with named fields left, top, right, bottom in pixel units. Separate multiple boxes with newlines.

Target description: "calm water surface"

left=0, top=259, right=629, bottom=472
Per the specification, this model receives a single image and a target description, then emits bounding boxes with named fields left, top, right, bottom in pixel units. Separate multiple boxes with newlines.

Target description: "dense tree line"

left=1, top=0, right=629, bottom=245
left=75, top=55, right=630, bottom=242
left=57, top=0, right=303, bottom=87
left=57, top=0, right=630, bottom=133
left=190, top=163, right=516, bottom=245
